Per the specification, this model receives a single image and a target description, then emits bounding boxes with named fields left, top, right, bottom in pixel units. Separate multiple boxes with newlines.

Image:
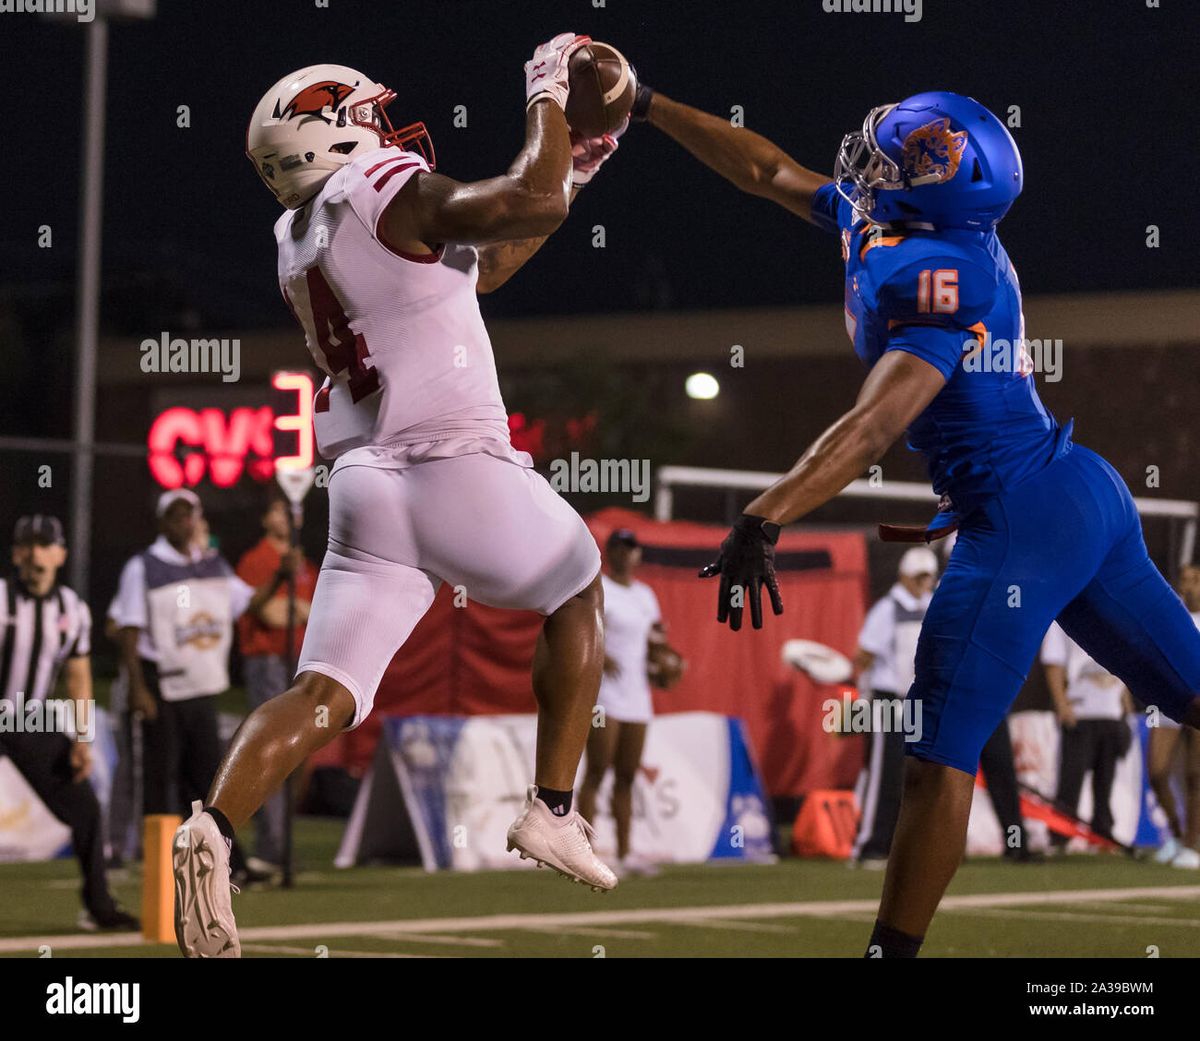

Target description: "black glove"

left=630, top=77, right=654, bottom=122
left=699, top=514, right=784, bottom=631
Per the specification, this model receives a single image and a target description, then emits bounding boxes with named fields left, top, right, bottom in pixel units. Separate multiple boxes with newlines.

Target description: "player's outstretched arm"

left=698, top=352, right=945, bottom=630
left=747, top=351, right=946, bottom=526
left=638, top=90, right=832, bottom=223
left=381, top=34, right=586, bottom=255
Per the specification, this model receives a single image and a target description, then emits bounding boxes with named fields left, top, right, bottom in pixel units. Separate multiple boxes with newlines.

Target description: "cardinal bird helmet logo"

left=901, top=117, right=968, bottom=185
left=273, top=81, right=355, bottom=123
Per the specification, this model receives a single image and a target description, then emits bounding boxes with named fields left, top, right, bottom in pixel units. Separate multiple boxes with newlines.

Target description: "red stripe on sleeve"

left=364, top=155, right=411, bottom=177
left=372, top=161, right=420, bottom=193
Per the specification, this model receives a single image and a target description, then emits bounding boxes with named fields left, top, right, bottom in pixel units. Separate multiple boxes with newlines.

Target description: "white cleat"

left=173, top=801, right=241, bottom=958
left=1171, top=846, right=1200, bottom=870
left=506, top=785, right=617, bottom=892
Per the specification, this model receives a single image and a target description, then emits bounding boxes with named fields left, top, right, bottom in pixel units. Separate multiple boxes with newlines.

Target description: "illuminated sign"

left=147, top=380, right=589, bottom=488
left=271, top=371, right=315, bottom=471
left=507, top=411, right=597, bottom=462
left=147, top=372, right=315, bottom=489
left=507, top=412, right=545, bottom=457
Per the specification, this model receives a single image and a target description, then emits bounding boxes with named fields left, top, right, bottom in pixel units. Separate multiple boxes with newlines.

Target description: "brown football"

left=565, top=41, right=636, bottom=138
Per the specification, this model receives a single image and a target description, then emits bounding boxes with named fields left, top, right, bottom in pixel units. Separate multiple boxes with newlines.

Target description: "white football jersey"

left=274, top=147, right=510, bottom=459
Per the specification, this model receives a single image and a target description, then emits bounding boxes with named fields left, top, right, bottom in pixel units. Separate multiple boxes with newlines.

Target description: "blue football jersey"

left=811, top=182, right=1071, bottom=513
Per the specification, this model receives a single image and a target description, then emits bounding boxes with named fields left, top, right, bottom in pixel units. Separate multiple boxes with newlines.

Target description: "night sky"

left=5, top=0, right=1198, bottom=343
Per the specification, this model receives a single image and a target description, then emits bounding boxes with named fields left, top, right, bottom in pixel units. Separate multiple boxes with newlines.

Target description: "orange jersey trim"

left=859, top=234, right=907, bottom=261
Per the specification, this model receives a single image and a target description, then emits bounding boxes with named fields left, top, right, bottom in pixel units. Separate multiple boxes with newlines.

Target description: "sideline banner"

left=337, top=711, right=774, bottom=870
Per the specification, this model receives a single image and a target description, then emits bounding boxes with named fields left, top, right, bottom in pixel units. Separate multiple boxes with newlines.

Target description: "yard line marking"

left=945, top=908, right=1200, bottom=929
left=1073, top=901, right=1200, bottom=915
left=673, top=918, right=798, bottom=934
left=239, top=943, right=435, bottom=958
left=373, top=932, right=506, bottom=947
left=516, top=926, right=657, bottom=940
left=3, top=884, right=1199, bottom=953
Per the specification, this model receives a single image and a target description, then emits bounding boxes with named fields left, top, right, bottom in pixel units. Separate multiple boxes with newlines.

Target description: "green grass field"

left=2, top=818, right=1199, bottom=958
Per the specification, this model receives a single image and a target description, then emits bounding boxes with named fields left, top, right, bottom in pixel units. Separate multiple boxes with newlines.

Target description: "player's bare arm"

left=1044, top=662, right=1076, bottom=726
left=244, top=547, right=299, bottom=617
left=257, top=594, right=311, bottom=628
left=747, top=351, right=946, bottom=526
left=637, top=89, right=832, bottom=222
left=117, top=625, right=156, bottom=721
left=475, top=185, right=581, bottom=294
left=700, top=351, right=945, bottom=631
left=854, top=648, right=876, bottom=676
left=381, top=98, right=573, bottom=256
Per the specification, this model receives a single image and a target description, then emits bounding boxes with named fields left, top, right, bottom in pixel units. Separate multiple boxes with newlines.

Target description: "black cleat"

left=79, top=907, right=141, bottom=932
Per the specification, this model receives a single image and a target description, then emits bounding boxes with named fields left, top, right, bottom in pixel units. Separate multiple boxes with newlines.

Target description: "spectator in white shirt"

left=579, top=529, right=667, bottom=877
left=1041, top=621, right=1133, bottom=850
left=109, top=490, right=295, bottom=883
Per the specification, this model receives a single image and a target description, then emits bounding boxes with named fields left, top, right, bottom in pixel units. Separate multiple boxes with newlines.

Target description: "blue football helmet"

left=833, top=91, right=1023, bottom=230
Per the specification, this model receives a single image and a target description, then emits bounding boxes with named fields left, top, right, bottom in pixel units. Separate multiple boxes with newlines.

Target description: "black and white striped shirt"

left=0, top=577, right=92, bottom=702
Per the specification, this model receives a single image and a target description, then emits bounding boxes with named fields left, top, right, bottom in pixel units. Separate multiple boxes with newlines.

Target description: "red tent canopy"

left=311, top=507, right=868, bottom=797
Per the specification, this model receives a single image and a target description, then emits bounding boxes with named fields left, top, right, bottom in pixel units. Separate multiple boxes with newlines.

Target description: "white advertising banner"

left=338, top=711, right=774, bottom=871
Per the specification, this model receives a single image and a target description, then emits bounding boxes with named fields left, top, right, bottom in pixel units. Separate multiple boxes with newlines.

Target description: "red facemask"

left=350, top=88, right=436, bottom=169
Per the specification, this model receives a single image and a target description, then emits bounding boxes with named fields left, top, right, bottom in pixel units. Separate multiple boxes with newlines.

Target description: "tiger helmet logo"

left=901, top=118, right=969, bottom=184
left=273, top=81, right=355, bottom=123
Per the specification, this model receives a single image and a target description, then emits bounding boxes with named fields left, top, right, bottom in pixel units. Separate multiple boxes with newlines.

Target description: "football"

left=565, top=41, right=637, bottom=138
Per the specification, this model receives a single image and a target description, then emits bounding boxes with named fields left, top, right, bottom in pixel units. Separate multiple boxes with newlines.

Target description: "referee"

left=0, top=515, right=138, bottom=931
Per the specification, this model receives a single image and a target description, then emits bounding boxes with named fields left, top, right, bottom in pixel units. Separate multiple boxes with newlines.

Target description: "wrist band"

left=630, top=81, right=655, bottom=122
left=526, top=91, right=557, bottom=112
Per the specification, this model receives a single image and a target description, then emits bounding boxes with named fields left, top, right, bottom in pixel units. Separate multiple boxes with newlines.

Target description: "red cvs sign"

left=147, top=373, right=316, bottom=489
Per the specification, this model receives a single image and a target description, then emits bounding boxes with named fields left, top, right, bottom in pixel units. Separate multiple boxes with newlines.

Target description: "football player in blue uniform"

left=630, top=84, right=1200, bottom=955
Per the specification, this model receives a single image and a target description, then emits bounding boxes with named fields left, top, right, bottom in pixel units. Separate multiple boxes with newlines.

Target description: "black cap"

left=606, top=528, right=640, bottom=550
left=14, top=514, right=66, bottom=547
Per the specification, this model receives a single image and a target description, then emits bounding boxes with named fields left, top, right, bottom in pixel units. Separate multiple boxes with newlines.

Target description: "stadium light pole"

left=68, top=16, right=107, bottom=598
left=56, top=0, right=156, bottom=596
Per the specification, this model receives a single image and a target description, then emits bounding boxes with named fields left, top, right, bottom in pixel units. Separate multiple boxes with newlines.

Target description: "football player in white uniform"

left=172, top=34, right=624, bottom=958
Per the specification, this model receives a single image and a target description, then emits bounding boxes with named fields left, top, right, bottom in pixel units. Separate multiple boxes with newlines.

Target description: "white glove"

left=525, top=32, right=590, bottom=112
left=571, top=118, right=627, bottom=187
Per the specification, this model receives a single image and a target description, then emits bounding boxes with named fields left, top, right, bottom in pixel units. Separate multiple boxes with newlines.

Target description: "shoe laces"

left=557, top=811, right=599, bottom=859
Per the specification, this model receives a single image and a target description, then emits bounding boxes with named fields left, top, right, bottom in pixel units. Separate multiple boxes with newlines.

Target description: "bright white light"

left=686, top=372, right=720, bottom=400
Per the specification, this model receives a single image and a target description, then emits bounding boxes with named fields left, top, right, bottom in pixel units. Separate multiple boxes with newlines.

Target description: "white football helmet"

left=246, top=64, right=435, bottom=209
